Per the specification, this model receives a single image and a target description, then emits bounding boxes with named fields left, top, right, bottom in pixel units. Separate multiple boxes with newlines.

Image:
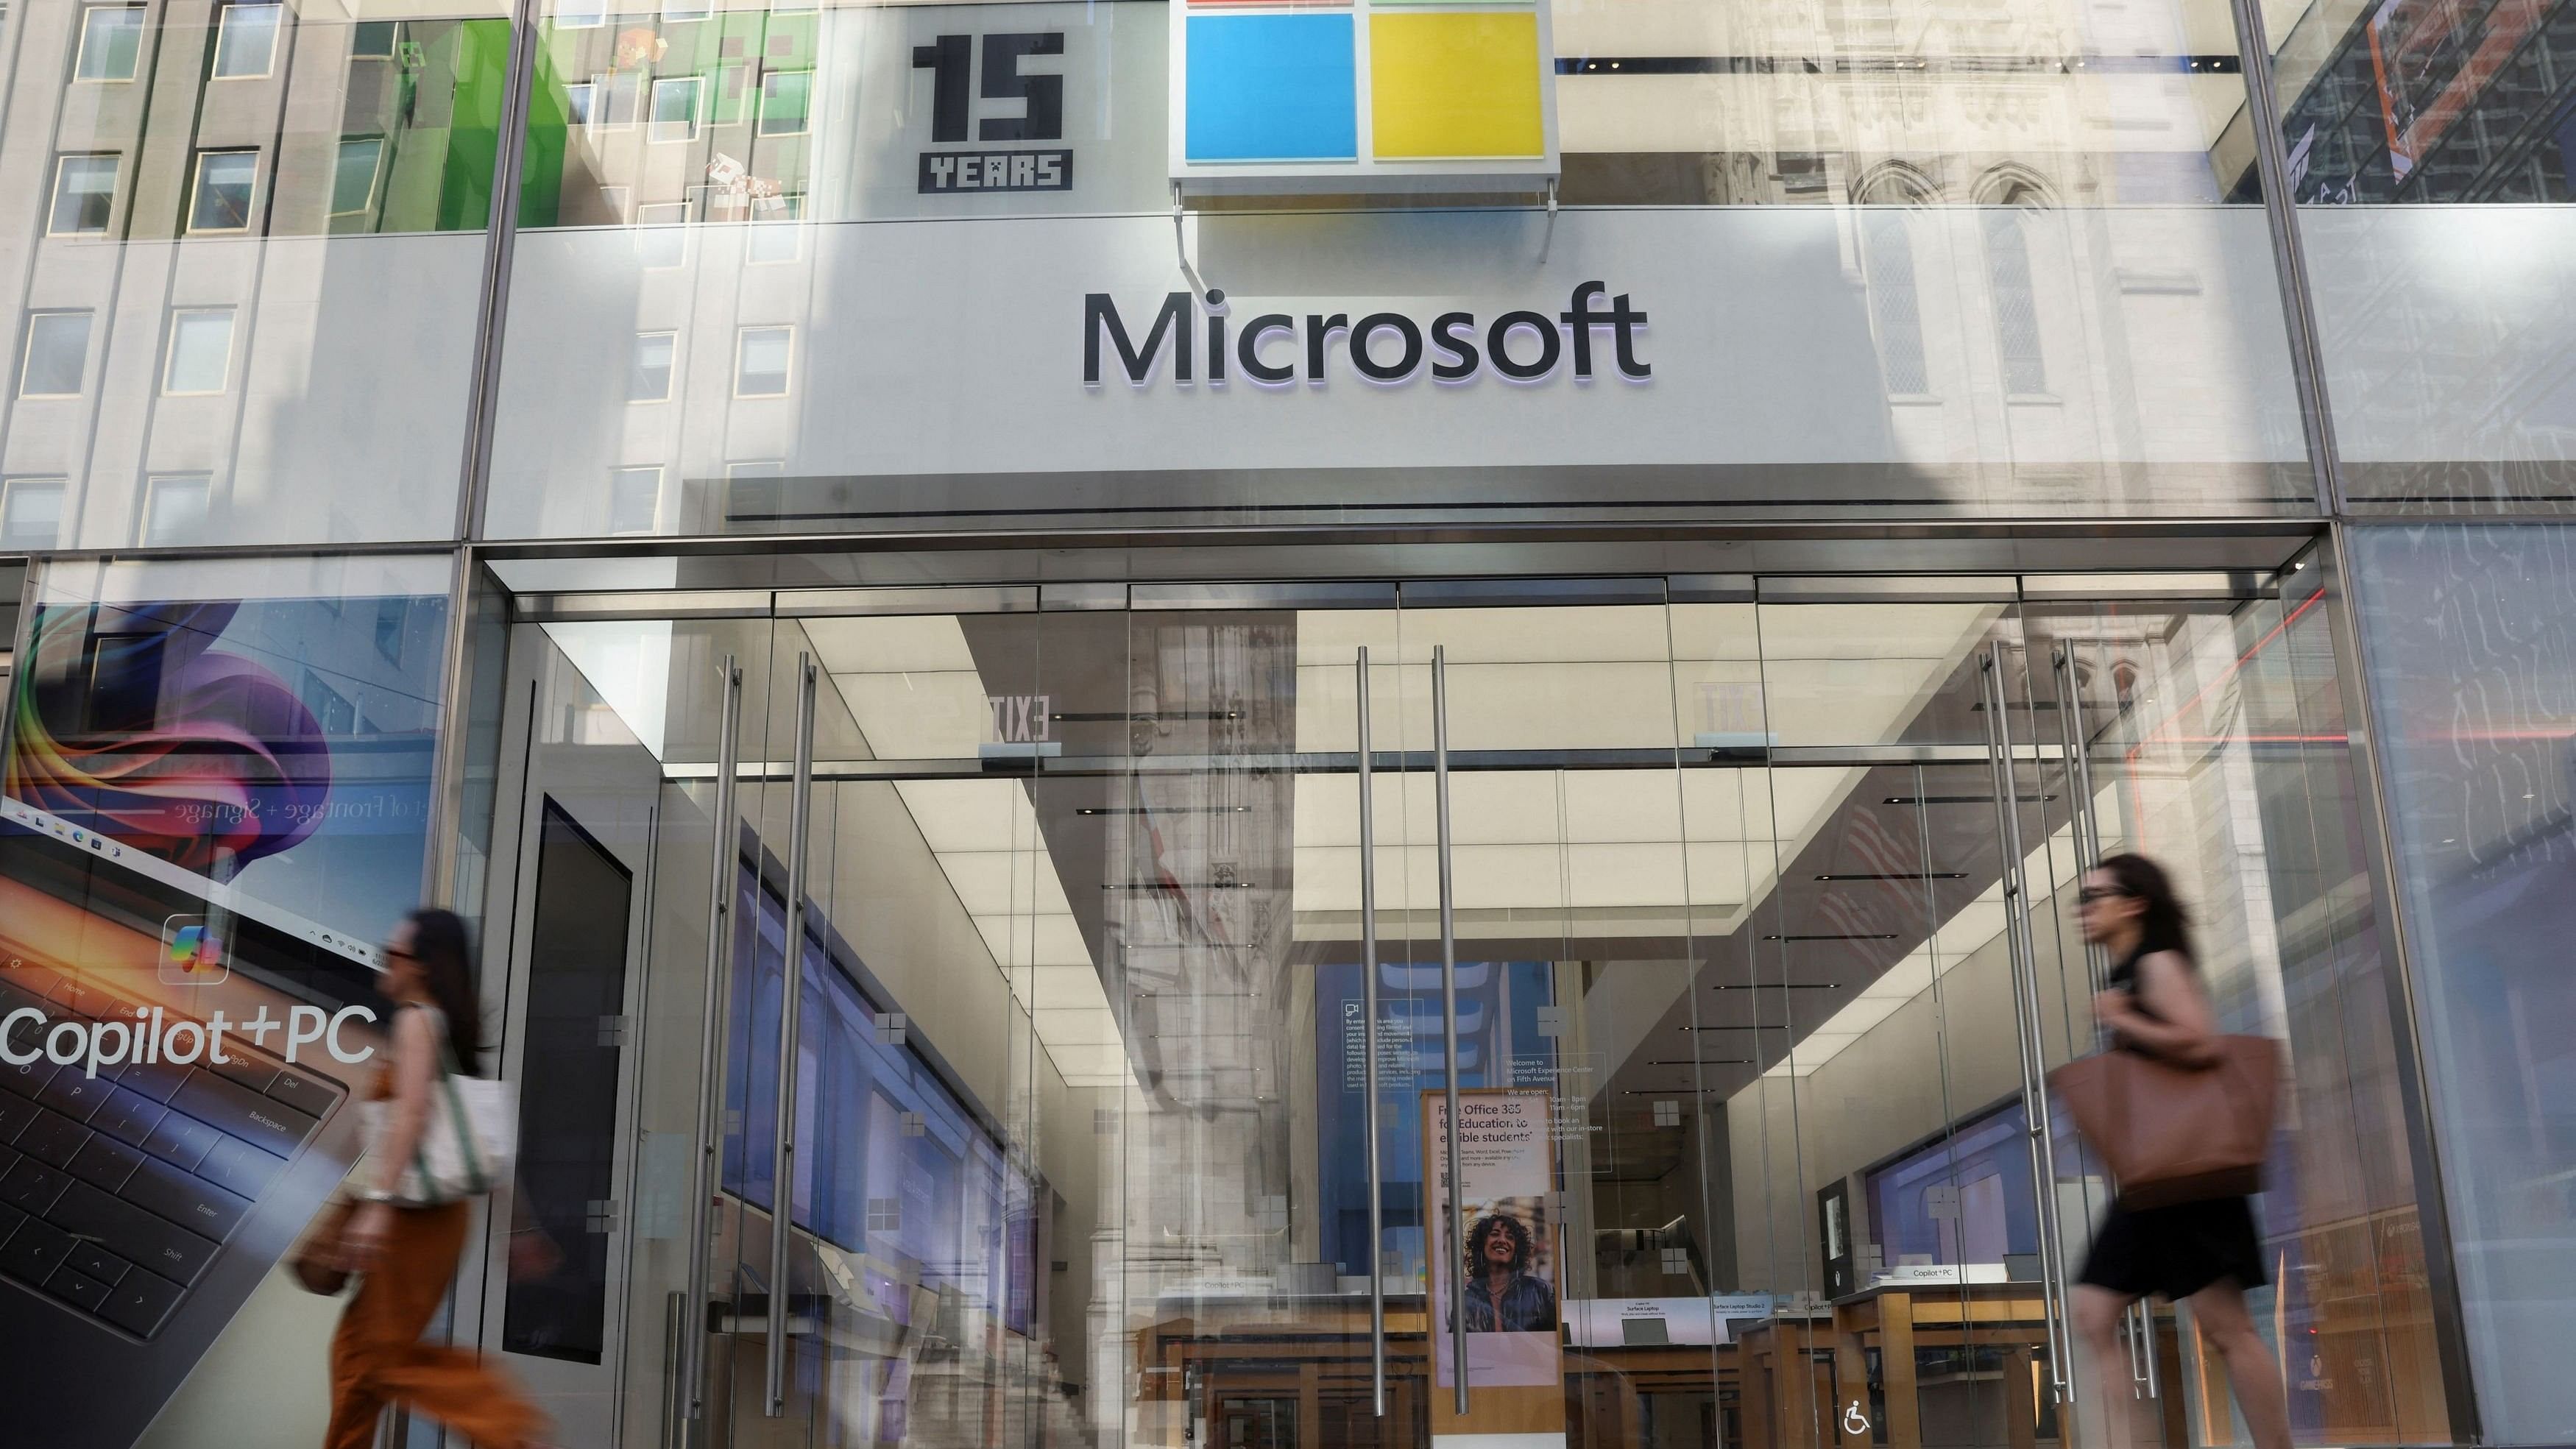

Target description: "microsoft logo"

left=1169, top=0, right=1557, bottom=191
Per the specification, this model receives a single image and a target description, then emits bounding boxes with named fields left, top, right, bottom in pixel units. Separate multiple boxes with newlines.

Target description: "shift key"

left=49, top=1182, right=216, bottom=1287
left=173, top=1071, right=316, bottom=1160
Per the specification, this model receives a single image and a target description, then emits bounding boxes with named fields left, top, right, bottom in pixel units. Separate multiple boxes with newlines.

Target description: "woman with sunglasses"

left=2071, top=854, right=2288, bottom=1449
left=322, top=909, right=548, bottom=1449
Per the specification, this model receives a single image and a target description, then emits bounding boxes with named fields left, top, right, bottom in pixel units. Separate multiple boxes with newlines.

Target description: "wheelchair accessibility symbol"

left=1844, top=1400, right=1872, bottom=1436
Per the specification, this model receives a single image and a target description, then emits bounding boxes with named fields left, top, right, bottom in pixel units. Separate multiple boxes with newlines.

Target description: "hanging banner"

left=1423, top=1087, right=1565, bottom=1445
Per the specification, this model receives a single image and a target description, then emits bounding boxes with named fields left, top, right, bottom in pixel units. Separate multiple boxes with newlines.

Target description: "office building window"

left=140, top=475, right=212, bottom=545
left=1862, top=212, right=1929, bottom=397
left=735, top=326, right=791, bottom=397
left=330, top=138, right=382, bottom=215
left=648, top=77, right=701, bottom=144
left=634, top=200, right=687, bottom=268
left=348, top=19, right=395, bottom=57
left=163, top=309, right=236, bottom=395
left=188, top=150, right=258, bottom=231
left=210, top=2, right=281, bottom=78
left=562, top=81, right=596, bottom=127
left=607, top=467, right=662, bottom=535
left=19, top=312, right=93, bottom=397
left=746, top=196, right=804, bottom=263
left=588, top=71, right=640, bottom=131
left=759, top=71, right=811, bottom=137
left=629, top=331, right=676, bottom=402
left=662, top=0, right=710, bottom=21
left=1983, top=209, right=2048, bottom=396
left=553, top=0, right=606, bottom=27
left=0, top=480, right=66, bottom=550
left=48, top=155, right=118, bottom=235
left=74, top=6, right=144, bottom=81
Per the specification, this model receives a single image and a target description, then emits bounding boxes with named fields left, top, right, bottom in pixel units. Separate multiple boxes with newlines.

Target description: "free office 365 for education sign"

left=1168, top=0, right=1560, bottom=193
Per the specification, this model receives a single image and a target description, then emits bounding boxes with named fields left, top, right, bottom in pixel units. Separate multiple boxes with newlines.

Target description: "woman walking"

left=322, top=908, right=547, bottom=1449
left=2071, top=854, right=2289, bottom=1449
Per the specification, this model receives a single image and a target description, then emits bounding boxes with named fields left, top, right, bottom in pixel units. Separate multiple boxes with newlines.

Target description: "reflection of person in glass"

left=1459, top=1213, right=1557, bottom=1333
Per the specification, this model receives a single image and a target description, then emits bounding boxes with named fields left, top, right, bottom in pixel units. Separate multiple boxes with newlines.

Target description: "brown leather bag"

left=2048, top=1034, right=2282, bottom=1209
left=289, top=1196, right=356, bottom=1295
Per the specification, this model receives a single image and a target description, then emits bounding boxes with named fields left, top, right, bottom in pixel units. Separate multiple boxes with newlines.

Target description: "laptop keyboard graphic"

left=0, top=969, right=344, bottom=1339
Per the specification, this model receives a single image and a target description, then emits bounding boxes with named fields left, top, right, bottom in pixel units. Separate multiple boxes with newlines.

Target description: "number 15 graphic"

left=912, top=32, right=1065, bottom=143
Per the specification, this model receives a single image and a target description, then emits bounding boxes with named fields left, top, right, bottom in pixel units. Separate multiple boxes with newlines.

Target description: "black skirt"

left=2078, top=1195, right=2268, bottom=1302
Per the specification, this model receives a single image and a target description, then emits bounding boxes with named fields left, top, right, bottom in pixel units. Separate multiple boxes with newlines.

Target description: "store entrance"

left=473, top=554, right=2443, bottom=1449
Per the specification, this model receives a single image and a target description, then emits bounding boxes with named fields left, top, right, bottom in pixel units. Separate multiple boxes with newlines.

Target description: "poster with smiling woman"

left=1423, top=1088, right=1565, bottom=1445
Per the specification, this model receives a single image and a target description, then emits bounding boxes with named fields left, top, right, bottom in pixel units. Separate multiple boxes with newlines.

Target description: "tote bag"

left=359, top=1007, right=518, bottom=1205
left=2048, top=1034, right=2279, bottom=1210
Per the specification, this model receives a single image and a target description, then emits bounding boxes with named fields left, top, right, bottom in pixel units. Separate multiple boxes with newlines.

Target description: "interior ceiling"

left=786, top=599, right=2123, bottom=1101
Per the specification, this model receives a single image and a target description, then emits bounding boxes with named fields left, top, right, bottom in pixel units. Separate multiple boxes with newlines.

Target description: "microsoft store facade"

left=2, top=0, right=2575, bottom=1446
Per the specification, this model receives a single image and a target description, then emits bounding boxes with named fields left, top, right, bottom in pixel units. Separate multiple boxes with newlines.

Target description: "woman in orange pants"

left=324, top=910, right=548, bottom=1449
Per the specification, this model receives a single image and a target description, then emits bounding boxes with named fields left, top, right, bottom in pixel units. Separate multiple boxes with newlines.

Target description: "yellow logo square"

left=1367, top=10, right=1545, bottom=160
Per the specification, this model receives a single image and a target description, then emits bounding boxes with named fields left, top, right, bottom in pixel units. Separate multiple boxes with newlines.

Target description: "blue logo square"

left=1185, top=13, right=1358, bottom=163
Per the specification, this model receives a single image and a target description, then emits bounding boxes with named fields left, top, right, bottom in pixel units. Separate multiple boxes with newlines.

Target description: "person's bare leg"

left=2073, top=1284, right=2138, bottom=1449
left=2187, top=1280, right=2291, bottom=1449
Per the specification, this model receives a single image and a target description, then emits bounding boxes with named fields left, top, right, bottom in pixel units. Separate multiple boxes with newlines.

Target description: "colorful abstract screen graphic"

left=2, top=591, right=452, bottom=961
left=1170, top=0, right=1555, bottom=191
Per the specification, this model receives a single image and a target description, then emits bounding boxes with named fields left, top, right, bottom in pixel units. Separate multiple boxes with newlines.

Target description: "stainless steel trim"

left=1770, top=743, right=2067, bottom=766
left=1984, top=645, right=2076, bottom=1400
left=1402, top=576, right=1665, bottom=608
left=774, top=585, right=1036, bottom=617
left=1131, top=581, right=1397, bottom=610
left=1760, top=575, right=2020, bottom=603
left=514, top=590, right=776, bottom=621
left=2054, top=643, right=2153, bottom=1396
left=681, top=656, right=743, bottom=1425
left=1667, top=573, right=1757, bottom=603
left=764, top=652, right=818, bottom=1417
left=1432, top=645, right=1469, bottom=1415
left=2224, top=0, right=2344, bottom=516
left=1356, top=648, right=1387, bottom=1419
left=1039, top=581, right=1128, bottom=612
left=2019, top=571, right=2273, bottom=602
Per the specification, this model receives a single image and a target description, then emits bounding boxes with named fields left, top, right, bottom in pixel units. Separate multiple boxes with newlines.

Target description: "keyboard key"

left=15, top=1110, right=90, bottom=1169
left=265, top=1069, right=340, bottom=1121
left=0, top=1200, right=24, bottom=1247
left=0, top=1158, right=71, bottom=1216
left=63, top=1239, right=128, bottom=1286
left=88, top=1087, right=166, bottom=1147
left=0, top=1091, right=36, bottom=1142
left=100, top=1267, right=183, bottom=1337
left=47, top=1183, right=216, bottom=1287
left=204, top=1049, right=278, bottom=1096
left=124, top=1155, right=249, bottom=1241
left=1, top=1216, right=74, bottom=1283
left=46, top=978, right=110, bottom=1019
left=0, top=977, right=47, bottom=1021
left=15, top=1109, right=90, bottom=1170
left=67, top=1135, right=144, bottom=1194
left=46, top=1264, right=111, bottom=1313
left=144, top=1110, right=220, bottom=1173
left=174, top=1071, right=316, bottom=1161
left=35, top=1065, right=113, bottom=1122
left=0, top=1055, right=58, bottom=1101
left=115, top=1057, right=191, bottom=1103
left=197, top=1137, right=284, bottom=1202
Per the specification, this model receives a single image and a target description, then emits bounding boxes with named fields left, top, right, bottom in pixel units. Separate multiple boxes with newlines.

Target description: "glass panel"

left=2028, top=582, right=2452, bottom=1447
left=2349, top=522, right=2574, bottom=1442
left=0, top=553, right=454, bottom=1447
left=2269, top=0, right=2576, bottom=509
left=0, top=5, right=511, bottom=547
left=485, top=0, right=2313, bottom=543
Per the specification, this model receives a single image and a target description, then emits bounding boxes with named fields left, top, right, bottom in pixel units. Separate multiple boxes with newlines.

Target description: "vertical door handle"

left=764, top=652, right=818, bottom=1417
left=1355, top=648, right=1387, bottom=1419
left=1432, top=645, right=1470, bottom=1415
left=680, top=656, right=743, bottom=1425
left=1983, top=645, right=2076, bottom=1401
